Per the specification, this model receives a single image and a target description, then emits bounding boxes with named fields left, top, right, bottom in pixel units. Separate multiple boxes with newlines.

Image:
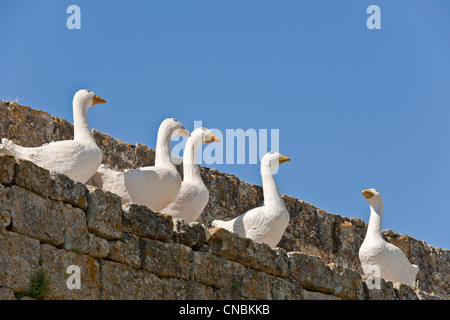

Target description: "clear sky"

left=1, top=1, right=449, bottom=249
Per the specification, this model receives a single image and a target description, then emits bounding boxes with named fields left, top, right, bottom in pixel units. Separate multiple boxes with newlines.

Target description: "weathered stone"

left=328, top=263, right=365, bottom=300
left=141, top=239, right=193, bottom=280
left=0, top=287, right=16, bottom=300
left=363, top=277, right=398, bottom=300
left=415, top=289, right=445, bottom=300
left=39, top=244, right=100, bottom=300
left=122, top=203, right=173, bottom=242
left=160, top=277, right=187, bottom=300
left=0, top=155, right=15, bottom=185
left=251, top=243, right=289, bottom=278
left=269, top=275, right=303, bottom=300
left=172, top=218, right=207, bottom=249
left=107, top=233, right=141, bottom=268
left=0, top=231, right=40, bottom=292
left=288, top=251, right=335, bottom=294
left=394, top=283, right=419, bottom=300
left=13, top=159, right=51, bottom=197
left=234, top=267, right=272, bottom=300
left=83, top=234, right=110, bottom=259
left=0, top=208, right=10, bottom=230
left=9, top=185, right=65, bottom=246
left=101, top=260, right=162, bottom=300
left=206, top=228, right=254, bottom=264
left=191, top=252, right=235, bottom=288
left=214, top=287, right=245, bottom=300
left=205, top=228, right=289, bottom=278
left=302, top=290, right=342, bottom=300
left=0, top=185, right=11, bottom=212
left=50, top=172, right=88, bottom=210
left=185, top=280, right=216, bottom=300
left=86, top=186, right=122, bottom=240
left=62, top=203, right=109, bottom=258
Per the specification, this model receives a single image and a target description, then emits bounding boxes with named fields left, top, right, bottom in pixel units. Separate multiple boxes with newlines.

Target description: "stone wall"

left=0, top=100, right=449, bottom=300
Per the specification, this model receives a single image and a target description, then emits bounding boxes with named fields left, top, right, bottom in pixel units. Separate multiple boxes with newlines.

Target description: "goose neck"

left=73, top=101, right=95, bottom=143
left=261, top=168, right=284, bottom=207
left=155, top=125, right=176, bottom=170
left=183, top=137, right=202, bottom=182
left=367, top=202, right=383, bottom=236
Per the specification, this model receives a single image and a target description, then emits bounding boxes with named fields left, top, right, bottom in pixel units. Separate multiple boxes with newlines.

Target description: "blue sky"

left=1, top=1, right=449, bottom=249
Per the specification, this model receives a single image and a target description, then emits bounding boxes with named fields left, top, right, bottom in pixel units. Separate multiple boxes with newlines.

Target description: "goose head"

left=192, top=127, right=221, bottom=145
left=161, top=118, right=190, bottom=138
left=261, top=151, right=290, bottom=175
left=73, top=89, right=106, bottom=112
left=362, top=188, right=383, bottom=211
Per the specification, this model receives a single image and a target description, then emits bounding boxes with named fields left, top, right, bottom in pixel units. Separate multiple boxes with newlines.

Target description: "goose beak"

left=278, top=154, right=290, bottom=164
left=362, top=189, right=374, bottom=199
left=92, top=94, right=106, bottom=106
left=205, top=133, right=220, bottom=143
left=178, top=127, right=191, bottom=137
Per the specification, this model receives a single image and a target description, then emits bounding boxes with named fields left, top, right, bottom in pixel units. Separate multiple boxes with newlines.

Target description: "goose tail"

left=211, top=219, right=231, bottom=229
left=0, top=138, right=14, bottom=156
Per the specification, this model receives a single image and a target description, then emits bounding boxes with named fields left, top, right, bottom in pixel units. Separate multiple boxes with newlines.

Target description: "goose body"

left=212, top=151, right=290, bottom=248
left=359, top=189, right=419, bottom=288
left=0, top=90, right=106, bottom=183
left=161, top=127, right=220, bottom=222
left=92, top=118, right=190, bottom=212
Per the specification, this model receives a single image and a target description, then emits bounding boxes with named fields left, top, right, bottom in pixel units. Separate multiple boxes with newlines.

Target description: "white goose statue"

left=212, top=151, right=290, bottom=248
left=161, top=127, right=220, bottom=222
left=93, top=118, right=190, bottom=212
left=359, top=188, right=419, bottom=288
left=0, top=89, right=106, bottom=183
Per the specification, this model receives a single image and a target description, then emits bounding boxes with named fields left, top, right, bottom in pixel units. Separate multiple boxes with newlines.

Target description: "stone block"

left=172, top=218, right=206, bottom=249
left=0, top=155, right=15, bottom=185
left=122, top=203, right=173, bottom=242
left=13, top=159, right=51, bottom=197
left=50, top=172, right=88, bottom=210
left=86, top=186, right=122, bottom=240
left=0, top=208, right=10, bottom=230
left=328, top=263, right=365, bottom=300
left=160, top=277, right=187, bottom=300
left=0, top=185, right=11, bottom=212
left=0, top=287, right=16, bottom=300
left=302, top=290, right=342, bottom=300
left=207, top=227, right=255, bottom=265
left=107, top=233, right=141, bottom=268
left=269, top=275, right=303, bottom=300
left=101, top=260, right=162, bottom=300
left=288, top=251, right=335, bottom=294
left=206, top=228, right=289, bottom=278
left=185, top=280, right=216, bottom=300
left=191, top=252, right=235, bottom=288
left=363, top=276, right=398, bottom=300
left=141, top=239, right=193, bottom=280
left=395, top=283, right=419, bottom=300
left=9, top=185, right=65, bottom=246
left=39, top=244, right=100, bottom=300
left=62, top=203, right=109, bottom=259
left=0, top=231, right=40, bottom=292
left=234, top=267, right=272, bottom=300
